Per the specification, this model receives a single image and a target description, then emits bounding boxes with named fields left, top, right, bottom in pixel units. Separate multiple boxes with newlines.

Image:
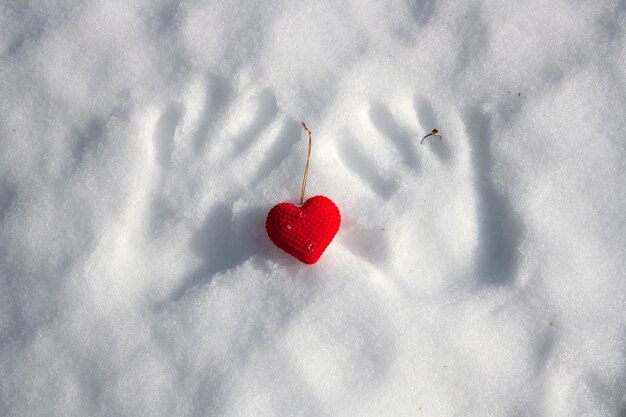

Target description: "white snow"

left=1, top=1, right=626, bottom=416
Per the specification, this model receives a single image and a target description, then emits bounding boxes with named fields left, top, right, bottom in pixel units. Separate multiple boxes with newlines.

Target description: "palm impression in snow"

left=266, top=123, right=341, bottom=264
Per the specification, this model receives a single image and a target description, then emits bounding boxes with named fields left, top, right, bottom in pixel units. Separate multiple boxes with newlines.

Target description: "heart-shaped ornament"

left=266, top=195, right=341, bottom=264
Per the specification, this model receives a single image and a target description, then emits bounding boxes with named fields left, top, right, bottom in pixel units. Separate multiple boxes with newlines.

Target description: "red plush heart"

left=266, top=195, right=341, bottom=264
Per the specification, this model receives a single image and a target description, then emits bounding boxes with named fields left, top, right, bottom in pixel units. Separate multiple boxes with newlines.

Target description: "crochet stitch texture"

left=266, top=195, right=341, bottom=264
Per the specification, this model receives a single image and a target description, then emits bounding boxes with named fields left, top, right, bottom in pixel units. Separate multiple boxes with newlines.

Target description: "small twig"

left=421, top=128, right=442, bottom=144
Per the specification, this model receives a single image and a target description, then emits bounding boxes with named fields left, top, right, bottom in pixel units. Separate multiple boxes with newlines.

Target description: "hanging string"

left=300, top=122, right=312, bottom=205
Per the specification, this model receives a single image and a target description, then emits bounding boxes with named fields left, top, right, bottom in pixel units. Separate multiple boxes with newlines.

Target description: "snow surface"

left=1, top=1, right=626, bottom=416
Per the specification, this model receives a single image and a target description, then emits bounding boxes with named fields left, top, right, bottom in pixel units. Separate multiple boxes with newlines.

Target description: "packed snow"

left=1, top=1, right=626, bottom=416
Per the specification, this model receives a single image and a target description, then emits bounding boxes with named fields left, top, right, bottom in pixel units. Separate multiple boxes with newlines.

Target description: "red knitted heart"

left=266, top=195, right=341, bottom=264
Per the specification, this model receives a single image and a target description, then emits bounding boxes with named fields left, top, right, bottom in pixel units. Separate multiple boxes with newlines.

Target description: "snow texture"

left=1, top=1, right=626, bottom=416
